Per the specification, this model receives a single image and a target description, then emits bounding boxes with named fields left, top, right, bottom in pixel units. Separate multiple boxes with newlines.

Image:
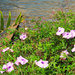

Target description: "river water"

left=0, top=0, right=75, bottom=31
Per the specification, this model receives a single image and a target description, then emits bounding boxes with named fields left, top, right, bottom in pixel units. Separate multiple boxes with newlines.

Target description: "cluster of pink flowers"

left=60, top=45, right=75, bottom=60
left=56, top=27, right=75, bottom=39
left=0, top=62, right=14, bottom=73
left=0, top=55, right=48, bottom=74
left=20, top=33, right=27, bottom=40
left=56, top=27, right=75, bottom=59
left=0, top=56, right=28, bottom=74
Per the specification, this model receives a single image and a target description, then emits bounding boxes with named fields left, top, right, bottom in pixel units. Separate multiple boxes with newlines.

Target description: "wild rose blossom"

left=71, top=45, right=75, bottom=52
left=56, top=27, right=65, bottom=35
left=35, top=59, right=48, bottom=68
left=60, top=50, right=69, bottom=60
left=20, top=33, right=27, bottom=40
left=15, top=56, right=28, bottom=66
left=62, top=32, right=73, bottom=39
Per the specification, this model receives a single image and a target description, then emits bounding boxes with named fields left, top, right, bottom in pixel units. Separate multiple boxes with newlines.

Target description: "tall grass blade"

left=15, top=13, right=21, bottom=25
left=0, top=11, right=4, bottom=30
left=6, top=11, right=11, bottom=28
left=19, top=16, right=25, bottom=23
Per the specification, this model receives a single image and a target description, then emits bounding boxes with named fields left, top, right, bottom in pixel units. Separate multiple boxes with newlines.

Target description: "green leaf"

left=20, top=17, right=25, bottom=23
left=6, top=11, right=11, bottom=28
left=19, top=16, right=25, bottom=23
left=14, top=13, right=21, bottom=25
left=0, top=11, right=4, bottom=30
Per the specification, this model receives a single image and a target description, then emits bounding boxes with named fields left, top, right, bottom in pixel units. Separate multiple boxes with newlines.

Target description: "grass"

left=0, top=10, right=75, bottom=75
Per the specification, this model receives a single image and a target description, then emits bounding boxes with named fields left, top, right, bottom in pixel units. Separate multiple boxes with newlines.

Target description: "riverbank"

left=0, top=10, right=75, bottom=75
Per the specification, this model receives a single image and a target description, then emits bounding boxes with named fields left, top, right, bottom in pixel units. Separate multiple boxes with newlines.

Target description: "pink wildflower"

left=15, top=56, right=28, bottom=66
left=60, top=55, right=66, bottom=60
left=25, top=28, right=28, bottom=30
left=71, top=45, right=75, bottom=52
left=35, top=59, right=48, bottom=68
left=0, top=71, right=4, bottom=74
left=56, top=27, right=65, bottom=35
left=20, top=33, right=27, bottom=40
left=2, top=47, right=10, bottom=52
left=2, top=47, right=14, bottom=52
left=62, top=32, right=72, bottom=39
left=61, top=50, right=69, bottom=55
left=70, top=30, right=75, bottom=38
left=2, top=64, right=7, bottom=70
left=9, top=49, right=14, bottom=52
left=6, top=62, right=14, bottom=72
left=0, top=62, right=14, bottom=73
left=60, top=50, right=69, bottom=60
left=0, top=64, right=7, bottom=74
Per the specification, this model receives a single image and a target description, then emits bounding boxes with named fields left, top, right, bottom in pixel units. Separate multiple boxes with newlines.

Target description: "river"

left=0, top=0, right=75, bottom=31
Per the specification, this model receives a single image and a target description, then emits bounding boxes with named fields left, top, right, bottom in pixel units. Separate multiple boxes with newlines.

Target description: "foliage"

left=0, top=10, right=75, bottom=75
left=14, top=13, right=25, bottom=26
left=0, top=11, right=4, bottom=30
left=0, top=11, right=24, bottom=33
left=6, top=11, right=11, bottom=28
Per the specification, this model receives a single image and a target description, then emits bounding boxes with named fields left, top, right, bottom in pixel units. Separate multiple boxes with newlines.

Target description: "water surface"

left=0, top=0, right=75, bottom=29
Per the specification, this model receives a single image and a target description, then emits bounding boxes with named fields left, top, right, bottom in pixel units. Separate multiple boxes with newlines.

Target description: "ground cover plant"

left=0, top=10, right=75, bottom=75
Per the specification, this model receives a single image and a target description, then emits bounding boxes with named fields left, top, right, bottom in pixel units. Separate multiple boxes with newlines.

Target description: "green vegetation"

left=0, top=11, right=4, bottom=30
left=6, top=11, right=11, bottom=28
left=0, top=11, right=24, bottom=33
left=14, top=13, right=24, bottom=25
left=0, top=10, right=75, bottom=75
